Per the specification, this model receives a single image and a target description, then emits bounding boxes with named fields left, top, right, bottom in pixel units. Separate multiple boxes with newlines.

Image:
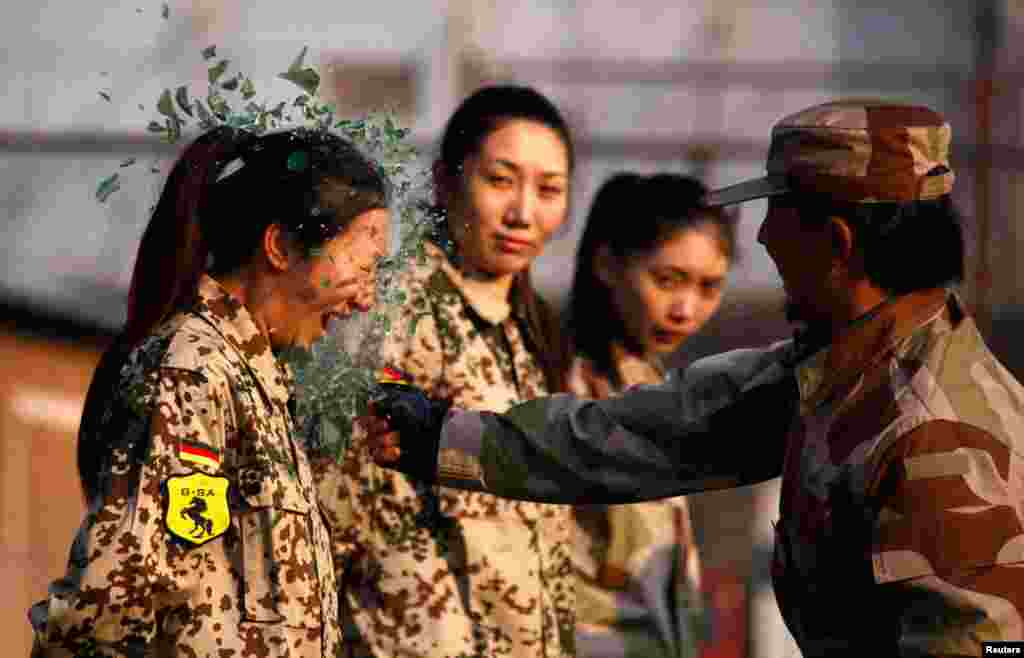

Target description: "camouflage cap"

left=704, top=99, right=955, bottom=206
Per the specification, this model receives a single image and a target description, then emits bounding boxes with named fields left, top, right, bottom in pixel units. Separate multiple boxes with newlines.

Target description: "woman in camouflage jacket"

left=566, top=174, right=735, bottom=658
left=313, top=85, right=577, bottom=658
left=30, top=127, right=391, bottom=658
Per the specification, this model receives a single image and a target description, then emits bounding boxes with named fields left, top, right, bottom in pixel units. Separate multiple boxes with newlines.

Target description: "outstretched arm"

left=371, top=343, right=798, bottom=503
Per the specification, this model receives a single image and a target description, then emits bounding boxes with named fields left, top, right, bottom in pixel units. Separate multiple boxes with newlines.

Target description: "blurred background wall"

left=3, top=2, right=1023, bottom=657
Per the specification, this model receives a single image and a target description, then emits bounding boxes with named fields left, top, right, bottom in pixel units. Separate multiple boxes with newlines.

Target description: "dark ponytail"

left=79, top=128, right=248, bottom=502
left=123, top=126, right=249, bottom=348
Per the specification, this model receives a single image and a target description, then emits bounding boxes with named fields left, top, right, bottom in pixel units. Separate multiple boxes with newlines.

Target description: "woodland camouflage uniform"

left=772, top=287, right=1024, bottom=655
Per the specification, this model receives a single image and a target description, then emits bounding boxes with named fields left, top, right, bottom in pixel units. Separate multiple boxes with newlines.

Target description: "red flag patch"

left=378, top=366, right=411, bottom=386
left=179, top=441, right=221, bottom=470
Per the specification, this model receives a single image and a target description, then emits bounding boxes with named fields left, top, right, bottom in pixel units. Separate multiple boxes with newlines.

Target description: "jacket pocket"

left=237, top=463, right=322, bottom=629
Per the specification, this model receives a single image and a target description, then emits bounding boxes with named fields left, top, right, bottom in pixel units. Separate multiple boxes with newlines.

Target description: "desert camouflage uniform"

left=431, top=289, right=1024, bottom=656
left=567, top=347, right=704, bottom=658
left=313, top=242, right=575, bottom=657
left=30, top=275, right=343, bottom=658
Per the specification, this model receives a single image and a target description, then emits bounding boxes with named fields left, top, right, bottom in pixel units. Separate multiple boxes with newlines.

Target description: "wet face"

left=447, top=119, right=570, bottom=278
left=757, top=198, right=834, bottom=328
left=276, top=208, right=390, bottom=350
left=601, top=223, right=730, bottom=357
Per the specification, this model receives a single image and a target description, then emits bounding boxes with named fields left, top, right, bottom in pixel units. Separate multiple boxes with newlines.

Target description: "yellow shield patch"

left=165, top=472, right=231, bottom=546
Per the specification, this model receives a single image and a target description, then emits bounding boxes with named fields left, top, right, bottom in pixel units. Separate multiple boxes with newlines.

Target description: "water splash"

left=91, top=35, right=442, bottom=461
left=284, top=113, right=442, bottom=462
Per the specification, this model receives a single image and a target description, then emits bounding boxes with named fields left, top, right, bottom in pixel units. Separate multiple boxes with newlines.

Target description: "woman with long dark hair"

left=567, top=173, right=735, bottom=658
left=30, top=126, right=391, bottom=658
left=313, top=85, right=576, bottom=657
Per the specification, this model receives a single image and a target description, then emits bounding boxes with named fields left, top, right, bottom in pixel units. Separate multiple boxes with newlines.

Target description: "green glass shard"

left=95, top=173, right=120, bottom=202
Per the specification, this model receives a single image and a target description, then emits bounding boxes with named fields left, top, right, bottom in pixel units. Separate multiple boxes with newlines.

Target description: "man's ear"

left=593, top=244, right=619, bottom=287
left=263, top=223, right=296, bottom=273
left=827, top=215, right=855, bottom=265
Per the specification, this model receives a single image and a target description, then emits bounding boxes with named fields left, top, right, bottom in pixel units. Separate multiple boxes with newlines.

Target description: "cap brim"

left=703, top=176, right=789, bottom=207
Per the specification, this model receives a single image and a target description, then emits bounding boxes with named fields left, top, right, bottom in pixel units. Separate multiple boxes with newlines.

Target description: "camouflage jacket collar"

left=427, top=241, right=524, bottom=326
left=192, top=274, right=294, bottom=411
left=795, top=287, right=952, bottom=412
left=606, top=342, right=664, bottom=389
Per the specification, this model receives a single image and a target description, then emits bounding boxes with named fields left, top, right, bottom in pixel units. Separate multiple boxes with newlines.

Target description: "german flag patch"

left=178, top=441, right=221, bottom=470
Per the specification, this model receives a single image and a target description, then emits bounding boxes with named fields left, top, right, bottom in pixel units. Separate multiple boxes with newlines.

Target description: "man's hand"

left=360, top=376, right=451, bottom=481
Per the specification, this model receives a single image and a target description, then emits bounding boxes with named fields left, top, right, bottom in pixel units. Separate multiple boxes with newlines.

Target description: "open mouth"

left=652, top=328, right=686, bottom=346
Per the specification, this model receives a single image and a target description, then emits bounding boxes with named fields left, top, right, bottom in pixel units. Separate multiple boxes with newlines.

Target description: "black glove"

left=371, top=370, right=451, bottom=482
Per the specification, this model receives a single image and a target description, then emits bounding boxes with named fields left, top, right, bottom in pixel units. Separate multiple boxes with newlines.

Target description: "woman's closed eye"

left=538, top=184, right=565, bottom=199
left=487, top=174, right=514, bottom=188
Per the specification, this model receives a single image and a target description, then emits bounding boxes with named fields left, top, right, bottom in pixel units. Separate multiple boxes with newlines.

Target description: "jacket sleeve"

left=870, top=419, right=1024, bottom=657
left=434, top=344, right=798, bottom=503
left=30, top=366, right=233, bottom=658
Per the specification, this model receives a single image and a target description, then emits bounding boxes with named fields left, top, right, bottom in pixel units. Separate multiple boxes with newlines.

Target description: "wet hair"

left=788, top=192, right=964, bottom=296
left=433, top=85, right=576, bottom=392
left=123, top=126, right=390, bottom=347
left=568, top=173, right=736, bottom=375
left=78, top=126, right=389, bottom=502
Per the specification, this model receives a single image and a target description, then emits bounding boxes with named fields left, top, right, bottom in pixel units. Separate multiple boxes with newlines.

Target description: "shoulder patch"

left=179, top=440, right=222, bottom=470
left=378, top=366, right=413, bottom=386
left=165, top=472, right=231, bottom=546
